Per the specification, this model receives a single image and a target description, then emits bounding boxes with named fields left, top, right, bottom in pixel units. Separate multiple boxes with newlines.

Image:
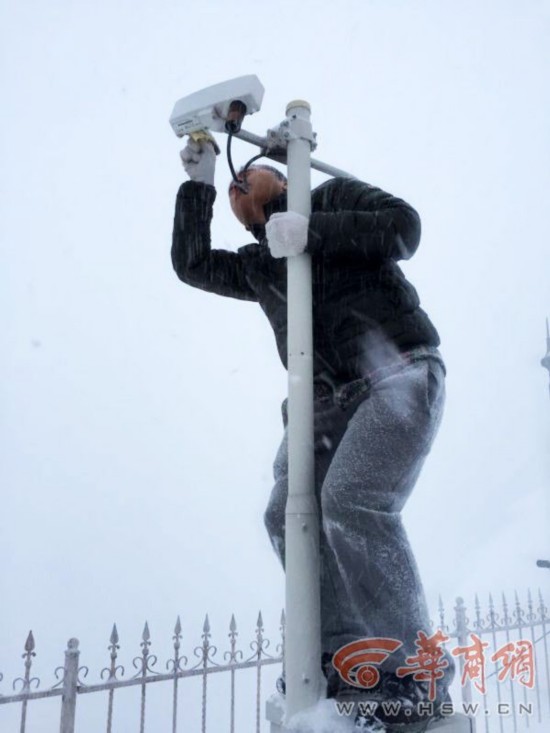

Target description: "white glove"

left=265, top=211, right=309, bottom=259
left=180, top=139, right=216, bottom=186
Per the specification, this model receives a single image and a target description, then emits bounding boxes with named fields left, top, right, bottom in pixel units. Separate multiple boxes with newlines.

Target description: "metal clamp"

left=266, top=119, right=318, bottom=152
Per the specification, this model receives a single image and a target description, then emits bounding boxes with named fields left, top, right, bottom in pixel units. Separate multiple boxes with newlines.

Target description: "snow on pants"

left=263, top=353, right=456, bottom=700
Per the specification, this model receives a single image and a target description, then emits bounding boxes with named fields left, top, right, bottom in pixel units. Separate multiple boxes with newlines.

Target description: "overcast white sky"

left=1, top=1, right=549, bottom=731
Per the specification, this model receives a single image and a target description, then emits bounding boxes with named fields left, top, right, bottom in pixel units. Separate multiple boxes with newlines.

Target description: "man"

left=172, top=139, right=455, bottom=731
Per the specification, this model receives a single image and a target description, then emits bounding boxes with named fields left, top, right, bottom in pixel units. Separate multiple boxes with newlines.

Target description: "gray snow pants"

left=264, top=349, right=456, bottom=700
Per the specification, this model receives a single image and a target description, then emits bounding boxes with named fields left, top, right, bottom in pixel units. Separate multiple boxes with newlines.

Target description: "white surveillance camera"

left=169, top=75, right=264, bottom=137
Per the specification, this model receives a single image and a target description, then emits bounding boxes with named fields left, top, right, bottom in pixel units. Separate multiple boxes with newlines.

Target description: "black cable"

left=227, top=132, right=248, bottom=193
left=241, top=150, right=267, bottom=176
left=226, top=130, right=267, bottom=194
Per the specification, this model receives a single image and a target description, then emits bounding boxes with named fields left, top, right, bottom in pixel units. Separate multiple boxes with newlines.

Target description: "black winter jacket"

left=171, top=177, right=440, bottom=384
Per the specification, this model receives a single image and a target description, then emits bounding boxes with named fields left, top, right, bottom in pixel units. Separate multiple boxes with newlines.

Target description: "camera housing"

left=169, top=75, right=265, bottom=137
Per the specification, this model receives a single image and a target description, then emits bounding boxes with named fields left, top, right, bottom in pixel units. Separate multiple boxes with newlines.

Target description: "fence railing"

left=435, top=589, right=549, bottom=733
left=0, top=590, right=548, bottom=733
left=0, top=612, right=284, bottom=733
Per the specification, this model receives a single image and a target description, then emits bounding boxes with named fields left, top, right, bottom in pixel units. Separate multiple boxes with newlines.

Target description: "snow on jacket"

left=171, top=177, right=440, bottom=384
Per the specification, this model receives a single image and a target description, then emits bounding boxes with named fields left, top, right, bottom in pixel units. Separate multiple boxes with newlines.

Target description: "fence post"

left=59, top=638, right=79, bottom=733
left=455, top=598, right=476, bottom=732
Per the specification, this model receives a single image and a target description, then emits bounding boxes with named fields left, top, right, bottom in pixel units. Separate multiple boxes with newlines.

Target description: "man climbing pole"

left=171, top=138, right=455, bottom=731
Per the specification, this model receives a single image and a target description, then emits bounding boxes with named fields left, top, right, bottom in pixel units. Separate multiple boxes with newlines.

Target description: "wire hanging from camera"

left=225, top=100, right=267, bottom=194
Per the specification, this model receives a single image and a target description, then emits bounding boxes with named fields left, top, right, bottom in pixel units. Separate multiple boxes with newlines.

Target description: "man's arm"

left=171, top=146, right=258, bottom=302
left=306, top=178, right=421, bottom=262
left=265, top=178, right=421, bottom=263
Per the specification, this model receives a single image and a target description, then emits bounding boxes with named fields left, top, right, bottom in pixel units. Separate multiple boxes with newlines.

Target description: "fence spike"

left=538, top=587, right=547, bottom=618
left=257, top=611, right=263, bottom=631
left=513, top=590, right=526, bottom=628
left=489, top=593, right=497, bottom=625
left=142, top=622, right=150, bottom=643
left=24, top=631, right=35, bottom=654
left=472, top=593, right=483, bottom=631
left=454, top=596, right=464, bottom=624
left=502, top=592, right=510, bottom=624
left=276, top=608, right=286, bottom=659
left=526, top=587, right=537, bottom=622
left=173, top=617, right=182, bottom=653
left=110, top=624, right=119, bottom=646
left=224, top=612, right=242, bottom=666
left=203, top=614, right=210, bottom=635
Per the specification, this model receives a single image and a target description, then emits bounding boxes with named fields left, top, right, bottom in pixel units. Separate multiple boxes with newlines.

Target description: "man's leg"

left=264, top=433, right=290, bottom=568
left=264, top=398, right=348, bottom=568
left=319, top=359, right=455, bottom=703
left=264, top=394, right=372, bottom=694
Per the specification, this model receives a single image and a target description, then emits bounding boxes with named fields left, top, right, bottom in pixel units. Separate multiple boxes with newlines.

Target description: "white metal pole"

left=284, top=100, right=323, bottom=721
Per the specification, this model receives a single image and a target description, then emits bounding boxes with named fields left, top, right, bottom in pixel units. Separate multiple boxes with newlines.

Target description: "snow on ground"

left=286, top=698, right=356, bottom=733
